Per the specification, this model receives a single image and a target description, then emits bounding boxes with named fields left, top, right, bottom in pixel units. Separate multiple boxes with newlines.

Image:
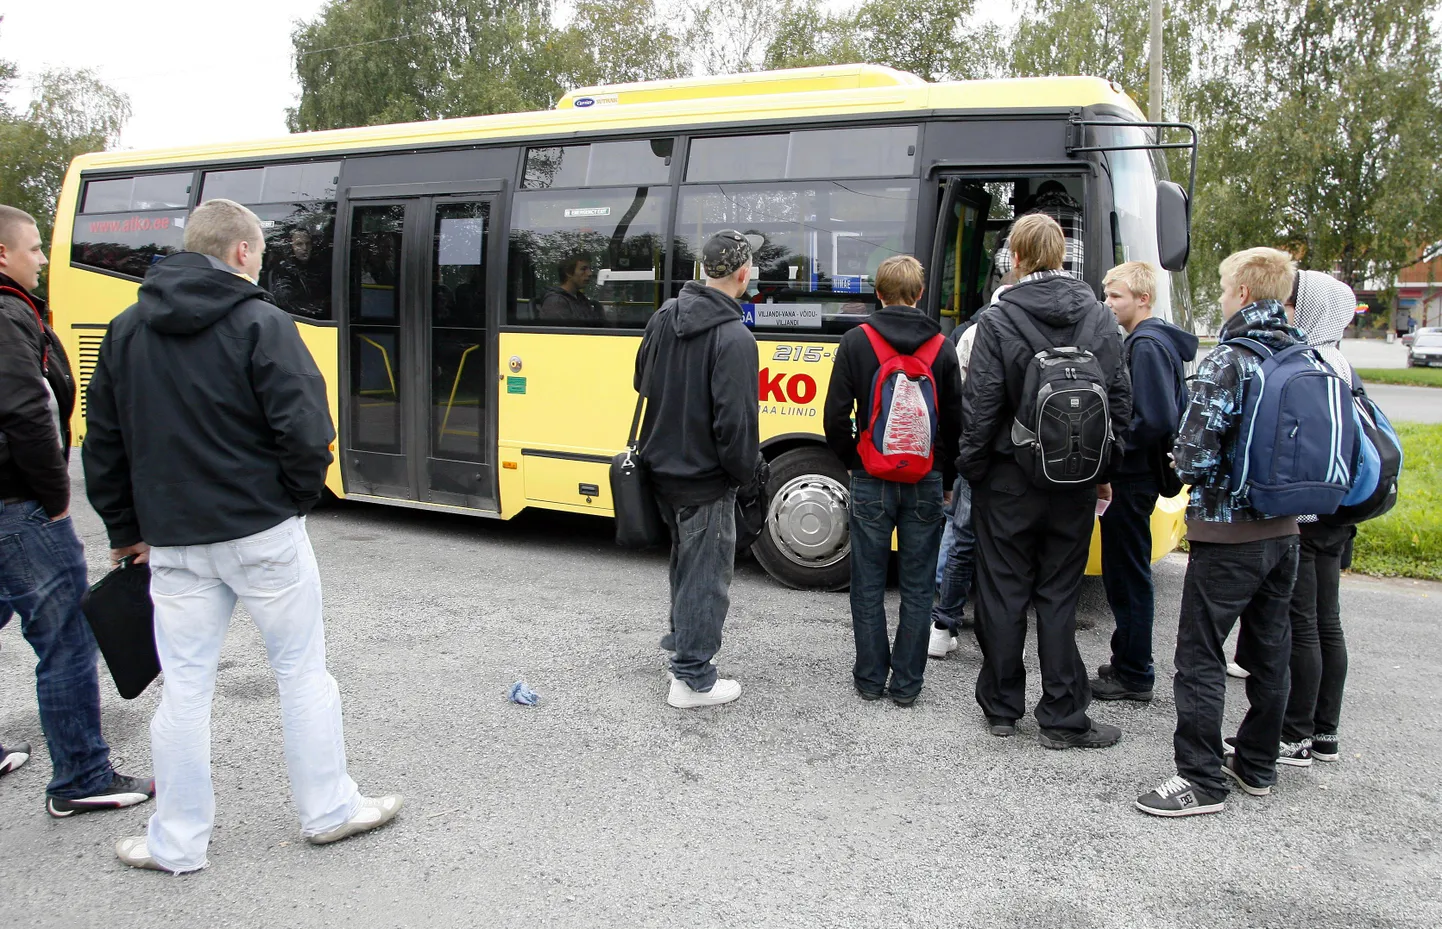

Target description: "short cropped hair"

left=185, top=199, right=264, bottom=261
left=1010, top=213, right=1065, bottom=278
left=0, top=204, right=38, bottom=247
left=560, top=255, right=590, bottom=281
left=875, top=255, right=924, bottom=305
left=1219, top=247, right=1295, bottom=303
left=1103, top=261, right=1158, bottom=304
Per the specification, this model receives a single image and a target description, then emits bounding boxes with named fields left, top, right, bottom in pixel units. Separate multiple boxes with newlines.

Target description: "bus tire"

left=752, top=446, right=851, bottom=591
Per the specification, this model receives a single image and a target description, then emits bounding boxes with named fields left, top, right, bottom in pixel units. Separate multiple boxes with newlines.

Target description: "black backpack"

left=1007, top=309, right=1115, bottom=488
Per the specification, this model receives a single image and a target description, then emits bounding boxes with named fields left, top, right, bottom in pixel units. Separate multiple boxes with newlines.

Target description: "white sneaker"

left=927, top=625, right=959, bottom=659
left=305, top=794, right=404, bottom=845
left=1226, top=661, right=1250, bottom=679
left=667, top=677, right=741, bottom=708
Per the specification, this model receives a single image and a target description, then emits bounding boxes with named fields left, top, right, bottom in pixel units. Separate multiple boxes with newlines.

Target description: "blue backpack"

left=1321, top=375, right=1404, bottom=526
left=1227, top=339, right=1357, bottom=517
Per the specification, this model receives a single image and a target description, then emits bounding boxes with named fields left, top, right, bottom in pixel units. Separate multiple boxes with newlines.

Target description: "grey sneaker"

left=1221, top=757, right=1271, bottom=797
left=0, top=741, right=31, bottom=777
left=305, top=795, right=404, bottom=845
left=1136, top=775, right=1226, bottom=818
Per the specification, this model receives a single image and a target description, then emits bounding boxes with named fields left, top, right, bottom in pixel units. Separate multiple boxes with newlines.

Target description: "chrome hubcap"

left=767, top=473, right=850, bottom=569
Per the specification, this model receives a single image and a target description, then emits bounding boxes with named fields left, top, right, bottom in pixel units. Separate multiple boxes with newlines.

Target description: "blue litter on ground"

left=508, top=680, right=540, bottom=706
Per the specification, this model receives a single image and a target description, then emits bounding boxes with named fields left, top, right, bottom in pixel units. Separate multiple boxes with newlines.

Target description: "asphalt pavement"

left=2, top=462, right=1440, bottom=929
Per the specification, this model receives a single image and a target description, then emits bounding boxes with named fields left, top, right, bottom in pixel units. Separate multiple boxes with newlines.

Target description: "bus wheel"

left=752, top=446, right=851, bottom=591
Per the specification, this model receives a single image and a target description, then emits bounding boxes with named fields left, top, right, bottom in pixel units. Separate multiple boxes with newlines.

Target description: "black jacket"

left=634, top=280, right=759, bottom=505
left=83, top=252, right=335, bottom=548
left=958, top=272, right=1132, bottom=484
left=823, top=305, right=964, bottom=486
left=1114, top=317, right=1198, bottom=478
left=0, top=273, right=75, bottom=516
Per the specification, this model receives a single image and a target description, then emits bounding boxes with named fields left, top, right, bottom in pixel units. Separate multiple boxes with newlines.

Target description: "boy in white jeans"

left=83, top=199, right=401, bottom=872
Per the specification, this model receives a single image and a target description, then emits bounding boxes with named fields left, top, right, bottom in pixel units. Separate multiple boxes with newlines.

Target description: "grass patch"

left=1352, top=423, right=1442, bottom=581
left=1355, top=367, right=1442, bottom=388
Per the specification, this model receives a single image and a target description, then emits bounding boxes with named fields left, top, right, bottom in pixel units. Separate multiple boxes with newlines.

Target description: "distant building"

left=1395, top=250, right=1442, bottom=332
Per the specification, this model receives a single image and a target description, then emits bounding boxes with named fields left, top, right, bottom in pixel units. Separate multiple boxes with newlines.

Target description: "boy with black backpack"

left=824, top=255, right=963, bottom=706
left=1137, top=247, right=1352, bottom=817
left=1093, top=262, right=1198, bottom=703
left=958, top=214, right=1131, bottom=747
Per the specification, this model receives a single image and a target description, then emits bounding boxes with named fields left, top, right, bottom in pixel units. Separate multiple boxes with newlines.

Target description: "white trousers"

left=146, top=516, right=358, bottom=870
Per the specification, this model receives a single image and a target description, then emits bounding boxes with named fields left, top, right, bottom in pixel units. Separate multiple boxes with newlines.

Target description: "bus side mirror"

left=1157, top=181, right=1190, bottom=271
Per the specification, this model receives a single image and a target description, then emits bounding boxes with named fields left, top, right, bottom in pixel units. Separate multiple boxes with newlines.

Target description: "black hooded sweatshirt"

left=83, top=252, right=335, bottom=548
left=634, top=280, right=759, bottom=505
left=0, top=272, right=76, bottom=516
left=1114, top=316, right=1199, bottom=479
left=958, top=272, right=1132, bottom=484
left=823, top=305, right=964, bottom=487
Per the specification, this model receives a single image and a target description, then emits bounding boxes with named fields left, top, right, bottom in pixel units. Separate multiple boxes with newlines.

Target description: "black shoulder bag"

left=610, top=340, right=668, bottom=549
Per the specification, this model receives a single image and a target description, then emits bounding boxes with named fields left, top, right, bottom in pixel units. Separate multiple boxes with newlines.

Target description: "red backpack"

left=857, top=324, right=946, bottom=483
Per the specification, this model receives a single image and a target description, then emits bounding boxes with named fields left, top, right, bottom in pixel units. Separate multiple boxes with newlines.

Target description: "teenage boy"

left=824, top=255, right=963, bottom=706
left=958, top=215, right=1131, bottom=747
left=929, top=318, right=980, bottom=658
left=1137, top=247, right=1305, bottom=817
left=1093, top=262, right=1197, bottom=701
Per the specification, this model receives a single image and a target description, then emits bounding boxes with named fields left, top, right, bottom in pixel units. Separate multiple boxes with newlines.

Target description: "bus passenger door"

left=929, top=178, right=992, bottom=330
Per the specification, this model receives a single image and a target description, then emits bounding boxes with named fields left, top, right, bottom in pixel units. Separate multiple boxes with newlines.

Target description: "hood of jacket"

left=997, top=272, right=1099, bottom=329
left=866, top=304, right=942, bottom=354
left=135, top=252, right=270, bottom=335
left=672, top=280, right=743, bottom=339
left=1219, top=298, right=1303, bottom=352
left=1131, top=316, right=1200, bottom=363
left=1293, top=270, right=1356, bottom=350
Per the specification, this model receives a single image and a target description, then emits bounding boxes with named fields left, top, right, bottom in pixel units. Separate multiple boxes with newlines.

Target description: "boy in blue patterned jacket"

left=1137, top=247, right=1307, bottom=818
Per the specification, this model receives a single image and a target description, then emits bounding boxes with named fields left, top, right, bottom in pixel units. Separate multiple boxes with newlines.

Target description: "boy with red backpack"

left=823, top=255, right=964, bottom=706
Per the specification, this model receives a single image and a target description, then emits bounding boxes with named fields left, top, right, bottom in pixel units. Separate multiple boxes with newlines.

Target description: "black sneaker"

left=46, top=773, right=155, bottom=818
left=890, top=692, right=919, bottom=707
left=1136, top=775, right=1226, bottom=817
left=1039, top=723, right=1122, bottom=750
left=1090, top=675, right=1153, bottom=702
left=986, top=716, right=1017, bottom=737
left=1097, top=663, right=1116, bottom=679
left=1221, top=756, right=1271, bottom=797
left=855, top=684, right=883, bottom=702
left=0, top=741, right=32, bottom=777
left=1223, top=736, right=1312, bottom=767
left=1310, top=733, right=1340, bottom=762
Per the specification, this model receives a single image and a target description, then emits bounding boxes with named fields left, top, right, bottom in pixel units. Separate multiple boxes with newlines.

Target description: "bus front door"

left=342, top=186, right=503, bottom=511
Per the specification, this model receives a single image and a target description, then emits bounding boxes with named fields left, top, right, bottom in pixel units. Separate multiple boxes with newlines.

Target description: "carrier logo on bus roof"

left=572, top=94, right=619, bottom=109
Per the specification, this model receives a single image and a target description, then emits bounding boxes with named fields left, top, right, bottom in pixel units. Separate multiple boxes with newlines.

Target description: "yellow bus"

left=51, top=64, right=1194, bottom=590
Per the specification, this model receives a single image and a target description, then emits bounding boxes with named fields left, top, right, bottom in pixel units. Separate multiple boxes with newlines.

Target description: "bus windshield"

left=1098, top=124, right=1175, bottom=323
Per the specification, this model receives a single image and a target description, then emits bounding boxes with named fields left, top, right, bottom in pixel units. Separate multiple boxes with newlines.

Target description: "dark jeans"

left=0, top=500, right=114, bottom=798
left=1174, top=537, right=1299, bottom=795
left=971, top=463, right=1097, bottom=732
left=932, top=476, right=976, bottom=630
left=849, top=472, right=946, bottom=700
left=1100, top=475, right=1160, bottom=690
left=657, top=489, right=737, bottom=692
left=1283, top=522, right=1353, bottom=741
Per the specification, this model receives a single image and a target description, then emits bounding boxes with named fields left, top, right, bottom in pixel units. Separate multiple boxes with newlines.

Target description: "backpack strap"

left=1228, top=336, right=1274, bottom=361
left=0, top=284, right=49, bottom=371
left=913, top=333, right=947, bottom=368
left=861, top=323, right=900, bottom=364
left=1006, top=308, right=1051, bottom=356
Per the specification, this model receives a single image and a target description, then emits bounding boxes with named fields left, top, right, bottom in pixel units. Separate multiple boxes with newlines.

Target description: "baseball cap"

left=702, top=229, right=753, bottom=279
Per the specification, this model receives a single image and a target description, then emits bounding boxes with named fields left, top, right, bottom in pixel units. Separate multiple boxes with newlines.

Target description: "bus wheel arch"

left=752, top=443, right=851, bottom=591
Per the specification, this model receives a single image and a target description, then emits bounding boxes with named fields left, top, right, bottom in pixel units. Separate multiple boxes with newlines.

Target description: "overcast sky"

left=1, top=0, right=1020, bottom=152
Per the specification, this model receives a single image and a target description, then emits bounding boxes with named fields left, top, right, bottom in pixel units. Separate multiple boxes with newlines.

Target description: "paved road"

left=1341, top=338, right=1409, bottom=370
left=3, top=463, right=1440, bottom=929
left=1367, top=384, right=1442, bottom=424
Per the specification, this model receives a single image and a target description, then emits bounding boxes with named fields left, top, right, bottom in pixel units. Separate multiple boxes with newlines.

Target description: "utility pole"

left=1149, top=0, right=1164, bottom=123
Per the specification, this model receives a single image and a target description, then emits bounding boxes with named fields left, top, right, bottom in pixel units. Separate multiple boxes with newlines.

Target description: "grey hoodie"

left=1292, top=270, right=1356, bottom=386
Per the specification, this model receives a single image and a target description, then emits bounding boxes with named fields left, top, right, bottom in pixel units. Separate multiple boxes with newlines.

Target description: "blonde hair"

left=874, top=255, right=924, bottom=305
left=1009, top=214, right=1065, bottom=278
left=0, top=204, right=38, bottom=247
left=1103, top=261, right=1158, bottom=304
left=1219, top=247, right=1296, bottom=304
left=184, top=199, right=264, bottom=261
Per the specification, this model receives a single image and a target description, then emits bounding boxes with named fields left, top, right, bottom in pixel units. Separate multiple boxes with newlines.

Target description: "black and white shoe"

left=1310, top=733, right=1340, bottom=762
left=46, top=773, right=155, bottom=818
left=1136, top=775, right=1226, bottom=817
left=1221, top=756, right=1271, bottom=797
left=0, top=741, right=31, bottom=777
left=1223, top=736, right=1312, bottom=767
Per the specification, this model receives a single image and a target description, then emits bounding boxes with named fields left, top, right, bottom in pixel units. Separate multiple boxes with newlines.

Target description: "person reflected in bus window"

left=635, top=229, right=760, bottom=710
left=267, top=227, right=331, bottom=320
left=538, top=255, right=604, bottom=324
left=990, top=181, right=1085, bottom=291
left=362, top=233, right=398, bottom=287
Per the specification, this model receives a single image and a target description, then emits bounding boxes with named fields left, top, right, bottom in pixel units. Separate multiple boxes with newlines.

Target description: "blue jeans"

left=932, top=476, right=976, bottom=630
left=1100, top=476, right=1160, bottom=690
left=849, top=472, right=946, bottom=700
left=657, top=489, right=737, bottom=692
left=0, top=500, right=114, bottom=798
